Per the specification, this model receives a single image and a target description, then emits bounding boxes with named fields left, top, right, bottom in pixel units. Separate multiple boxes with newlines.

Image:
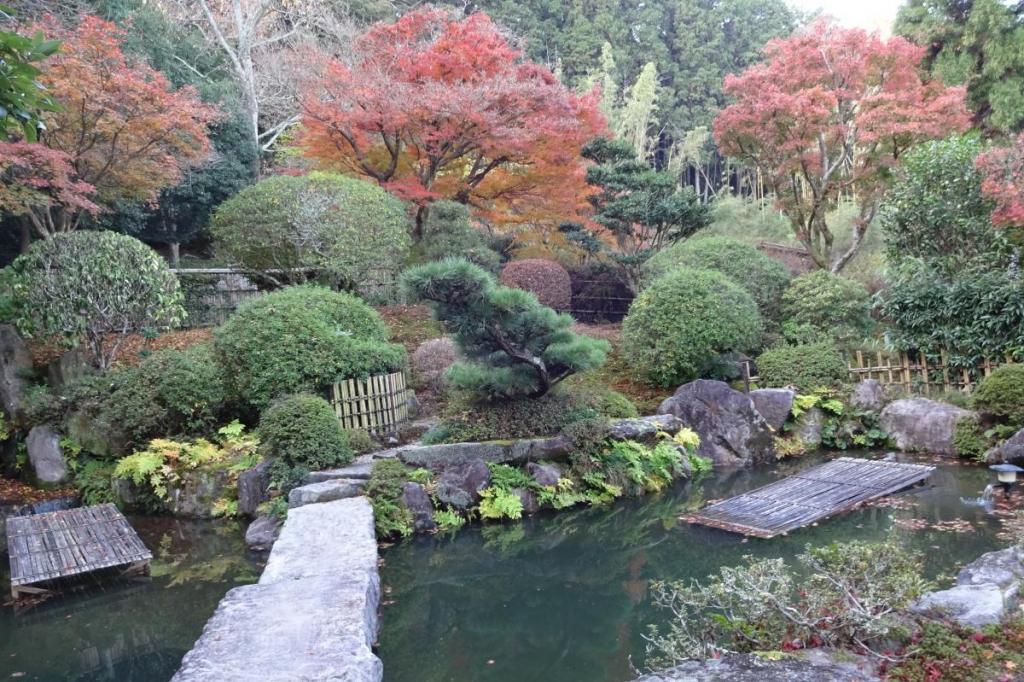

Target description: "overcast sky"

left=789, top=0, right=902, bottom=32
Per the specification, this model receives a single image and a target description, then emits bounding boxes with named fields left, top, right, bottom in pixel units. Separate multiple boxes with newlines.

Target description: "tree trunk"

left=413, top=204, right=429, bottom=242
left=169, top=242, right=181, bottom=266
left=18, top=218, right=31, bottom=253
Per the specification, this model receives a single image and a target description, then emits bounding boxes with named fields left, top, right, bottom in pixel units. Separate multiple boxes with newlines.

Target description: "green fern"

left=479, top=487, right=524, bottom=520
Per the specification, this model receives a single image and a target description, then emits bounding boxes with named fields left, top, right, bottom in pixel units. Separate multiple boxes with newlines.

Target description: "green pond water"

left=0, top=517, right=262, bottom=681
left=377, top=454, right=1009, bottom=682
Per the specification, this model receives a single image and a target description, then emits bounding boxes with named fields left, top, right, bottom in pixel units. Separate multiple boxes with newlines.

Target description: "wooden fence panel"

left=847, top=350, right=1016, bottom=394
left=326, top=371, right=411, bottom=434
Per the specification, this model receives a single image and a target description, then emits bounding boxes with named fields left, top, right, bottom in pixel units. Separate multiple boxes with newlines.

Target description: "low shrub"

left=642, top=236, right=791, bottom=321
left=72, top=458, right=117, bottom=506
left=258, top=394, right=352, bottom=491
left=499, top=259, right=572, bottom=312
left=953, top=416, right=989, bottom=460
left=884, top=617, right=1024, bottom=682
left=423, top=391, right=600, bottom=444
left=410, top=337, right=458, bottom=392
left=581, top=387, right=639, bottom=419
left=213, top=286, right=405, bottom=410
left=342, top=428, right=376, bottom=456
left=622, top=268, right=763, bottom=387
left=757, top=341, right=847, bottom=392
left=781, top=270, right=874, bottom=344
left=971, top=364, right=1024, bottom=428
left=418, top=201, right=501, bottom=273
left=364, top=459, right=413, bottom=538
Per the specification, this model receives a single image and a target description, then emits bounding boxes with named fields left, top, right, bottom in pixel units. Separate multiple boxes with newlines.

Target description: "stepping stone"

left=287, top=479, right=364, bottom=508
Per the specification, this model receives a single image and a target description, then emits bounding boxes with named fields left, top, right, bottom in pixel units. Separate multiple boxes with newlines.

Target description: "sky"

left=789, top=0, right=902, bottom=32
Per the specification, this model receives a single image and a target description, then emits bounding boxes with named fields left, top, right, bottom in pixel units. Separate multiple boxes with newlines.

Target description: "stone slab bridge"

left=173, top=497, right=382, bottom=681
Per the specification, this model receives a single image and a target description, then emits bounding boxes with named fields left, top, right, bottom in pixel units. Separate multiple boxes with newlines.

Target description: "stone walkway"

left=173, top=497, right=381, bottom=682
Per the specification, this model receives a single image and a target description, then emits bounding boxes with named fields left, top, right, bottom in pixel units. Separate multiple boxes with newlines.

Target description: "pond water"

left=0, top=517, right=261, bottom=681
left=377, top=454, right=1010, bottom=682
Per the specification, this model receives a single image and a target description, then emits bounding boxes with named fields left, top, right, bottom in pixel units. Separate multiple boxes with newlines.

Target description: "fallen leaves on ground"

left=0, top=477, right=74, bottom=506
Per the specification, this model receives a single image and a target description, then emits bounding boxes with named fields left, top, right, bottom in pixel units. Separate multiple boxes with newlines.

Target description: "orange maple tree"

left=298, top=7, right=606, bottom=236
left=0, top=15, right=218, bottom=238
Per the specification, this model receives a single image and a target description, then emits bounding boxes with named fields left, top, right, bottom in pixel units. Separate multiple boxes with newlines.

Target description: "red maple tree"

left=713, top=19, right=970, bottom=272
left=298, top=7, right=606, bottom=236
left=976, top=134, right=1024, bottom=232
left=0, top=15, right=218, bottom=238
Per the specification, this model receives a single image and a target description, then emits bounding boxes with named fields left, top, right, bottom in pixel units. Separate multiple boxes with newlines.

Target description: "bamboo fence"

left=326, top=371, right=411, bottom=434
left=847, top=349, right=1016, bottom=395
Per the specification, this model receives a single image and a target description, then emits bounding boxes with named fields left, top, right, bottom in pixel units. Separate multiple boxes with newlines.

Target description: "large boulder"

left=911, top=584, right=1008, bottom=629
left=607, top=415, right=684, bottom=444
left=26, top=425, right=69, bottom=485
left=984, top=428, right=1024, bottom=465
left=850, top=380, right=886, bottom=413
left=657, top=380, right=775, bottom=467
left=401, top=482, right=436, bottom=532
left=794, top=407, right=825, bottom=448
left=288, top=479, right=364, bottom=508
left=527, top=462, right=562, bottom=487
left=245, top=514, right=282, bottom=551
left=165, top=469, right=231, bottom=517
left=879, top=398, right=975, bottom=457
left=632, top=651, right=877, bottom=681
left=0, top=324, right=31, bottom=419
left=395, top=437, right=572, bottom=470
left=957, top=546, right=1024, bottom=593
left=434, top=459, right=491, bottom=510
left=748, top=388, right=795, bottom=431
left=237, top=460, right=272, bottom=516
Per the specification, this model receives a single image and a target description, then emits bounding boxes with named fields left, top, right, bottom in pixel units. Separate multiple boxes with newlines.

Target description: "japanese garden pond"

left=377, top=454, right=1009, bottom=682
left=0, top=454, right=1011, bottom=682
left=0, top=517, right=261, bottom=681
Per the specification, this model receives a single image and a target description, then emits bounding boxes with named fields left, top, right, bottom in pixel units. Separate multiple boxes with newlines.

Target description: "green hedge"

left=756, top=341, right=848, bottom=392
left=781, top=271, right=873, bottom=344
left=972, top=364, right=1024, bottom=428
left=259, top=394, right=353, bottom=490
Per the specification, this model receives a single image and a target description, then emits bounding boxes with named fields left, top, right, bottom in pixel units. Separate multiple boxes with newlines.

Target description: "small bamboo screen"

left=326, top=371, right=411, bottom=434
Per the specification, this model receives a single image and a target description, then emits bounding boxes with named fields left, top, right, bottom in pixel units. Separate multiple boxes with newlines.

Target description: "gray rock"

left=607, top=415, right=684, bottom=443
left=879, top=398, right=975, bottom=457
left=401, top=482, right=436, bottom=532
left=527, top=461, right=562, bottom=487
left=288, top=478, right=364, bottom=508
left=632, top=651, right=877, bottom=681
left=46, top=347, right=92, bottom=389
left=749, top=388, right=796, bottom=431
left=165, top=469, right=231, bottom=518
left=984, top=428, right=1024, bottom=465
left=395, top=437, right=572, bottom=470
left=850, top=380, right=886, bottom=413
left=912, top=584, right=1008, bottom=629
left=516, top=488, right=540, bottom=515
left=657, top=380, right=776, bottom=467
left=434, top=459, right=491, bottom=511
left=65, top=409, right=123, bottom=458
left=244, top=514, right=282, bottom=551
left=398, top=417, right=440, bottom=444
left=303, top=454, right=376, bottom=484
left=956, top=546, right=1024, bottom=593
left=237, top=460, right=271, bottom=516
left=26, top=425, right=69, bottom=485
left=794, top=407, right=825, bottom=448
left=0, top=324, right=31, bottom=419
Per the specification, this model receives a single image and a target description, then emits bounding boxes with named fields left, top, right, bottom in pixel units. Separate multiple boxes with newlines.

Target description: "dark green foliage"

left=972, top=364, right=1024, bottom=428
left=103, top=344, right=226, bottom=447
left=881, top=136, right=1008, bottom=274
left=418, top=201, right=501, bottom=273
left=18, top=383, right=64, bottom=428
left=886, top=618, right=1024, bottom=682
left=643, top=236, right=791, bottom=320
left=211, top=172, right=411, bottom=289
left=73, top=458, right=117, bottom=506
left=401, top=259, right=608, bottom=400
left=213, top=286, right=405, bottom=409
left=821, top=410, right=889, bottom=451
left=781, top=271, right=874, bottom=344
left=757, top=341, right=848, bottom=392
left=580, top=387, right=639, bottom=419
left=424, top=391, right=600, bottom=443
left=342, top=428, right=376, bottom=456
left=0, top=18, right=60, bottom=140
left=953, top=416, right=989, bottom=460
left=364, top=459, right=413, bottom=539
left=879, top=262, right=1024, bottom=372
left=622, top=267, right=763, bottom=387
left=561, top=416, right=612, bottom=456
left=259, top=394, right=352, bottom=490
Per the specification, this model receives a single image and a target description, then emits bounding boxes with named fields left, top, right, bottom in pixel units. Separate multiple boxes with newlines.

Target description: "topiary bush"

left=210, top=171, right=411, bottom=288
left=418, top=201, right=501, bottom=273
left=972, top=364, right=1024, bottom=428
left=213, top=285, right=406, bottom=410
left=102, top=344, right=227, bottom=448
left=410, top=337, right=459, bottom=392
left=499, top=258, right=572, bottom=312
left=621, top=268, right=764, bottom=388
left=2, top=231, right=183, bottom=369
left=756, top=340, right=848, bottom=392
left=642, top=236, right=791, bottom=321
left=259, top=394, right=352, bottom=491
left=781, top=271, right=873, bottom=344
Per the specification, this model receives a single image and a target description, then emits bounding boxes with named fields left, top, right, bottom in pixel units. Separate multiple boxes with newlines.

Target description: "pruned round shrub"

left=622, top=268, right=764, bottom=388
left=213, top=285, right=406, bottom=410
left=756, top=341, right=848, bottom=392
left=411, top=337, right=458, bottom=392
left=972, top=364, right=1024, bottom=427
left=643, top=236, right=791, bottom=320
left=259, top=394, right=352, bottom=489
left=499, top=259, right=572, bottom=312
left=781, top=271, right=873, bottom=343
left=2, top=231, right=183, bottom=369
left=211, top=172, right=411, bottom=288
left=103, top=344, right=227, bottom=448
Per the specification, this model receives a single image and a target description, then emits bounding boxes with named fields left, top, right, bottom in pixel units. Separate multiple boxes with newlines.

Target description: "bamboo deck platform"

left=6, top=503, right=152, bottom=598
left=687, top=457, right=935, bottom=538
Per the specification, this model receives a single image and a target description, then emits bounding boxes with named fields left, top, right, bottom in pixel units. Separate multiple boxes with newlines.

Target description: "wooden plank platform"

left=6, top=503, right=152, bottom=598
left=687, top=457, right=935, bottom=538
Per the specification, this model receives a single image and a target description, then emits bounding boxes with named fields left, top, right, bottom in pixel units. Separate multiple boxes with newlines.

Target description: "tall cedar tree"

left=713, top=19, right=970, bottom=273
left=299, top=6, right=606, bottom=237
left=977, top=133, right=1024, bottom=233
left=0, top=15, right=217, bottom=238
left=401, top=258, right=608, bottom=400
left=582, top=137, right=711, bottom=293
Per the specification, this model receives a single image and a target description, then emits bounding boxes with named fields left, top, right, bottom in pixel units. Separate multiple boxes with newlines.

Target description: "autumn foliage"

left=0, top=15, right=217, bottom=237
left=298, top=6, right=606, bottom=234
left=714, top=20, right=970, bottom=272
left=976, top=134, right=1024, bottom=232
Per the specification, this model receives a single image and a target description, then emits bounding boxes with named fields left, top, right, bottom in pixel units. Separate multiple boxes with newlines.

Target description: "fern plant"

left=479, top=487, right=524, bottom=520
